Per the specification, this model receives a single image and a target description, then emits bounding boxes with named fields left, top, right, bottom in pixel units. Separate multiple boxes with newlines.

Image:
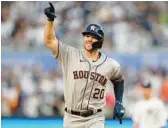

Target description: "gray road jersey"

left=53, top=42, right=121, bottom=111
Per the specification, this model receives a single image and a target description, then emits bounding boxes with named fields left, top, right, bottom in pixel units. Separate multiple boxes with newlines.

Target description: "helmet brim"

left=82, top=32, right=102, bottom=40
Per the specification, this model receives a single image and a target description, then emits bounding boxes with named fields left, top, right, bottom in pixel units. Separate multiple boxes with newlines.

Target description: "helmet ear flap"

left=97, top=29, right=104, bottom=38
left=92, top=39, right=103, bottom=49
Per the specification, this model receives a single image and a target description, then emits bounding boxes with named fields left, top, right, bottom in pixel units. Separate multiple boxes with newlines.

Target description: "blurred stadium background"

left=1, top=1, right=168, bottom=128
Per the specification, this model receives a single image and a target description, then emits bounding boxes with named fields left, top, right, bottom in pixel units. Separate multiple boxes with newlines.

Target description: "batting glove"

left=113, top=101, right=125, bottom=124
left=44, top=2, right=57, bottom=21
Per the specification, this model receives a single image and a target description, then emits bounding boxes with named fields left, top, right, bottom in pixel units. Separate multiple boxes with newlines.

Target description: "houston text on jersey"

left=73, top=70, right=107, bottom=86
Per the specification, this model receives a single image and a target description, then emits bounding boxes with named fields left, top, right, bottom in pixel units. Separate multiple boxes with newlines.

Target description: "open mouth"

left=86, top=43, right=92, bottom=47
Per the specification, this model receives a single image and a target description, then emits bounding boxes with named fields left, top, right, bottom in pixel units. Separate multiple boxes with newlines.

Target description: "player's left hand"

left=113, top=101, right=125, bottom=124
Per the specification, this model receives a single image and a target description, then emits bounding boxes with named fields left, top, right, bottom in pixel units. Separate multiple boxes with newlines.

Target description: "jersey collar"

left=80, top=50, right=107, bottom=66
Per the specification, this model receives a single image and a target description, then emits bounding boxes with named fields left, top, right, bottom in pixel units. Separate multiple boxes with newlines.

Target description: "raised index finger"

left=49, top=2, right=54, bottom=9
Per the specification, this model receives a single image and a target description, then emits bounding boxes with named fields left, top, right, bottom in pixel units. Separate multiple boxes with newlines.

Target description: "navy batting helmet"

left=82, top=24, right=104, bottom=49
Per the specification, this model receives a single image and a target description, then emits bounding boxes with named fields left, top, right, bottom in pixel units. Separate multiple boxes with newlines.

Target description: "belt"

left=65, top=107, right=102, bottom=117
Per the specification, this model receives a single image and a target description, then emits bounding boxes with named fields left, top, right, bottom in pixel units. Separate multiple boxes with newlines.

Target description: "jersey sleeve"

left=52, top=41, right=77, bottom=69
left=111, top=60, right=123, bottom=84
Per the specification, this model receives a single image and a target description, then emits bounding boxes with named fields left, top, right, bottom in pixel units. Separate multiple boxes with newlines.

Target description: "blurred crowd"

left=1, top=64, right=65, bottom=117
left=1, top=1, right=168, bottom=52
left=1, top=1, right=168, bottom=118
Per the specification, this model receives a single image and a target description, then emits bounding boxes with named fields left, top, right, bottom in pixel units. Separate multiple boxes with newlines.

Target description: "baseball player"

left=132, top=80, right=167, bottom=128
left=44, top=2, right=125, bottom=128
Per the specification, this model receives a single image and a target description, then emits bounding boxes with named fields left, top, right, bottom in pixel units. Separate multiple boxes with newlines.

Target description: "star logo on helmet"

left=90, top=25, right=96, bottom=31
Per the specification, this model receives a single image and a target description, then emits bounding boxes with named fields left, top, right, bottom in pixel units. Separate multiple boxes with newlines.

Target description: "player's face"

left=143, top=88, right=151, bottom=99
left=83, top=34, right=98, bottom=51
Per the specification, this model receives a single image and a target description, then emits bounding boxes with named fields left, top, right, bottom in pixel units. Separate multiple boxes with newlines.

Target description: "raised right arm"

left=44, top=20, right=58, bottom=55
left=43, top=2, right=58, bottom=55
